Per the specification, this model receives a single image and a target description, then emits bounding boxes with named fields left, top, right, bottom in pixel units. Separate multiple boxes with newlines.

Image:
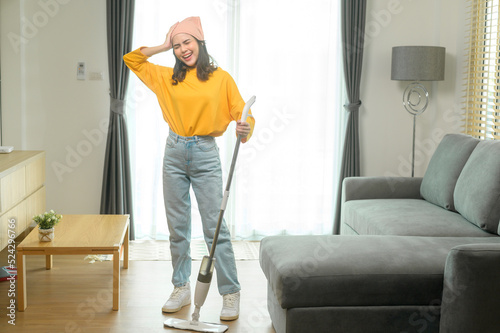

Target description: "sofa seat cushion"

left=260, top=235, right=500, bottom=309
left=342, top=199, right=494, bottom=237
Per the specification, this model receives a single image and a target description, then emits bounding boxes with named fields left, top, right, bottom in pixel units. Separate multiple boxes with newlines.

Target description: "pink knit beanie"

left=170, top=16, right=204, bottom=43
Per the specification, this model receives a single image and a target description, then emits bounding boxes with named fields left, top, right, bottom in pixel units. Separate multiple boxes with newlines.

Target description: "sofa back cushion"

left=454, top=140, right=500, bottom=234
left=420, top=134, right=479, bottom=211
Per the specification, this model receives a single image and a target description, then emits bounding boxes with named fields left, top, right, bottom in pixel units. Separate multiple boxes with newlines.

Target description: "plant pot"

left=38, top=228, right=55, bottom=242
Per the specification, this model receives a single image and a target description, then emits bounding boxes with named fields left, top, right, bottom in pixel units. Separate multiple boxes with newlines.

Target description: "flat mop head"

left=164, top=318, right=228, bottom=332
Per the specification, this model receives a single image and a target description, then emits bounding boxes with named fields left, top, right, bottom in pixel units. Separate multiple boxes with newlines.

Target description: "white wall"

left=1, top=0, right=108, bottom=214
left=361, top=0, right=466, bottom=177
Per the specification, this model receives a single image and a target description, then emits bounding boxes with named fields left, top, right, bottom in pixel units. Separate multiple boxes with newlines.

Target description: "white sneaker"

left=220, top=291, right=240, bottom=321
left=162, top=283, right=191, bottom=313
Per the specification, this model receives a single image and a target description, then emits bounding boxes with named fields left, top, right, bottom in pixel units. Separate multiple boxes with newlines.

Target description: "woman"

left=123, top=16, right=255, bottom=321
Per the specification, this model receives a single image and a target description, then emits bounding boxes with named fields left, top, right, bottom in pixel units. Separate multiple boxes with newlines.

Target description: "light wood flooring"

left=0, top=240, right=275, bottom=333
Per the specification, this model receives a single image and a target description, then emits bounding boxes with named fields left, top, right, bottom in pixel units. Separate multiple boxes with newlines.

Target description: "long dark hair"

left=172, top=39, right=217, bottom=85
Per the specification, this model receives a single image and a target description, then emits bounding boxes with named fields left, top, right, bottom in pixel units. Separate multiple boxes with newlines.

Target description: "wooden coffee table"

left=16, top=214, right=130, bottom=311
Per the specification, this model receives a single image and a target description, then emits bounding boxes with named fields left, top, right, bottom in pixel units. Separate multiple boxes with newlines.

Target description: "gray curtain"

left=100, top=0, right=135, bottom=240
left=333, top=0, right=367, bottom=234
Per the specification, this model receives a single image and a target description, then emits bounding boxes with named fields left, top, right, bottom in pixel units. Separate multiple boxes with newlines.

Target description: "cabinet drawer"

left=0, top=166, right=26, bottom=214
left=26, top=155, right=45, bottom=195
left=0, top=200, right=27, bottom=249
left=26, top=186, right=46, bottom=227
left=0, top=151, right=45, bottom=251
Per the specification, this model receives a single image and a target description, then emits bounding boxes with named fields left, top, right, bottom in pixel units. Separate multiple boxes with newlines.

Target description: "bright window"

left=126, top=0, right=344, bottom=240
left=464, top=0, right=500, bottom=139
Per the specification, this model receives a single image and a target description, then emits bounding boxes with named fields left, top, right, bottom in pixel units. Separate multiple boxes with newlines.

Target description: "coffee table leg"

left=124, top=226, right=129, bottom=269
left=113, top=249, right=120, bottom=311
left=17, top=251, right=27, bottom=311
left=46, top=255, right=53, bottom=269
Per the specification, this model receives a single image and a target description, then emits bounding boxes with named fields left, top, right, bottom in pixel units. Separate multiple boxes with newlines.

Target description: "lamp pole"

left=403, top=82, right=428, bottom=177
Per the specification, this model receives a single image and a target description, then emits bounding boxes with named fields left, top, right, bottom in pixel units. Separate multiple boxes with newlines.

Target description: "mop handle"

left=209, top=96, right=256, bottom=259
left=239, top=95, right=255, bottom=126
left=219, top=95, right=256, bottom=210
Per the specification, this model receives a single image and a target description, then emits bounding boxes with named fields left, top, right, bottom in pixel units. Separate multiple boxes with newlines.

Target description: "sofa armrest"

left=440, top=243, right=500, bottom=333
left=342, top=176, right=423, bottom=202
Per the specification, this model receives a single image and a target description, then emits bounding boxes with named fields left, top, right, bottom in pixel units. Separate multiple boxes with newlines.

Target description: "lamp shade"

left=391, top=46, right=445, bottom=81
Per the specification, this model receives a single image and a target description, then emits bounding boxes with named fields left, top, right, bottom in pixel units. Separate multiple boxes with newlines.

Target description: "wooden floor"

left=0, top=240, right=275, bottom=333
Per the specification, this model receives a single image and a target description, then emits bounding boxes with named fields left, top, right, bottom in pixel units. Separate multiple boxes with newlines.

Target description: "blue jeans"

left=163, top=130, right=240, bottom=295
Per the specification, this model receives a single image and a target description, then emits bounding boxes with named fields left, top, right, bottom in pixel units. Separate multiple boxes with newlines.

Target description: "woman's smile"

left=182, top=52, right=193, bottom=62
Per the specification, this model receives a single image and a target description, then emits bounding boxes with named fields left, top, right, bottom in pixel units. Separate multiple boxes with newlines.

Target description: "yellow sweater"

left=123, top=48, right=255, bottom=140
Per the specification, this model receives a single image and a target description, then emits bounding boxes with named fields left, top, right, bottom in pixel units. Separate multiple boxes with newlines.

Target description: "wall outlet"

left=89, top=72, right=104, bottom=81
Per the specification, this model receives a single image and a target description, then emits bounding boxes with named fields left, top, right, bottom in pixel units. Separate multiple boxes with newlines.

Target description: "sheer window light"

left=126, top=0, right=344, bottom=240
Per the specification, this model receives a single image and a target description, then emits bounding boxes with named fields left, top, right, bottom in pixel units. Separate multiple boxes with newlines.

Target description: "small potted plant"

left=33, top=210, right=63, bottom=242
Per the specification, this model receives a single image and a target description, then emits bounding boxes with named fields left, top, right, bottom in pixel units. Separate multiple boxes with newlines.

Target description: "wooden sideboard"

left=0, top=151, right=46, bottom=251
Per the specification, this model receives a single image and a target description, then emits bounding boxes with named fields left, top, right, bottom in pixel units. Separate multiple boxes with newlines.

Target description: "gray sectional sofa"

left=259, top=134, right=500, bottom=333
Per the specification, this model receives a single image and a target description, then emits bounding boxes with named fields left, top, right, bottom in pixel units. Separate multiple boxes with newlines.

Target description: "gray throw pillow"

left=420, top=134, right=479, bottom=211
left=454, top=140, right=500, bottom=234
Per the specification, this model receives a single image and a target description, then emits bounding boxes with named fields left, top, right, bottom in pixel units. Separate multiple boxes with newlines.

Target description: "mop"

left=164, top=96, right=256, bottom=333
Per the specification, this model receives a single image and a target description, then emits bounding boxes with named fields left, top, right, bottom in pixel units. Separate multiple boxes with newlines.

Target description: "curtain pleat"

left=333, top=0, right=366, bottom=234
left=100, top=0, right=135, bottom=240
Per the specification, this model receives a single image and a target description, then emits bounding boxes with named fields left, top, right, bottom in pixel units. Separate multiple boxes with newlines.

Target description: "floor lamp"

left=391, top=46, right=445, bottom=177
